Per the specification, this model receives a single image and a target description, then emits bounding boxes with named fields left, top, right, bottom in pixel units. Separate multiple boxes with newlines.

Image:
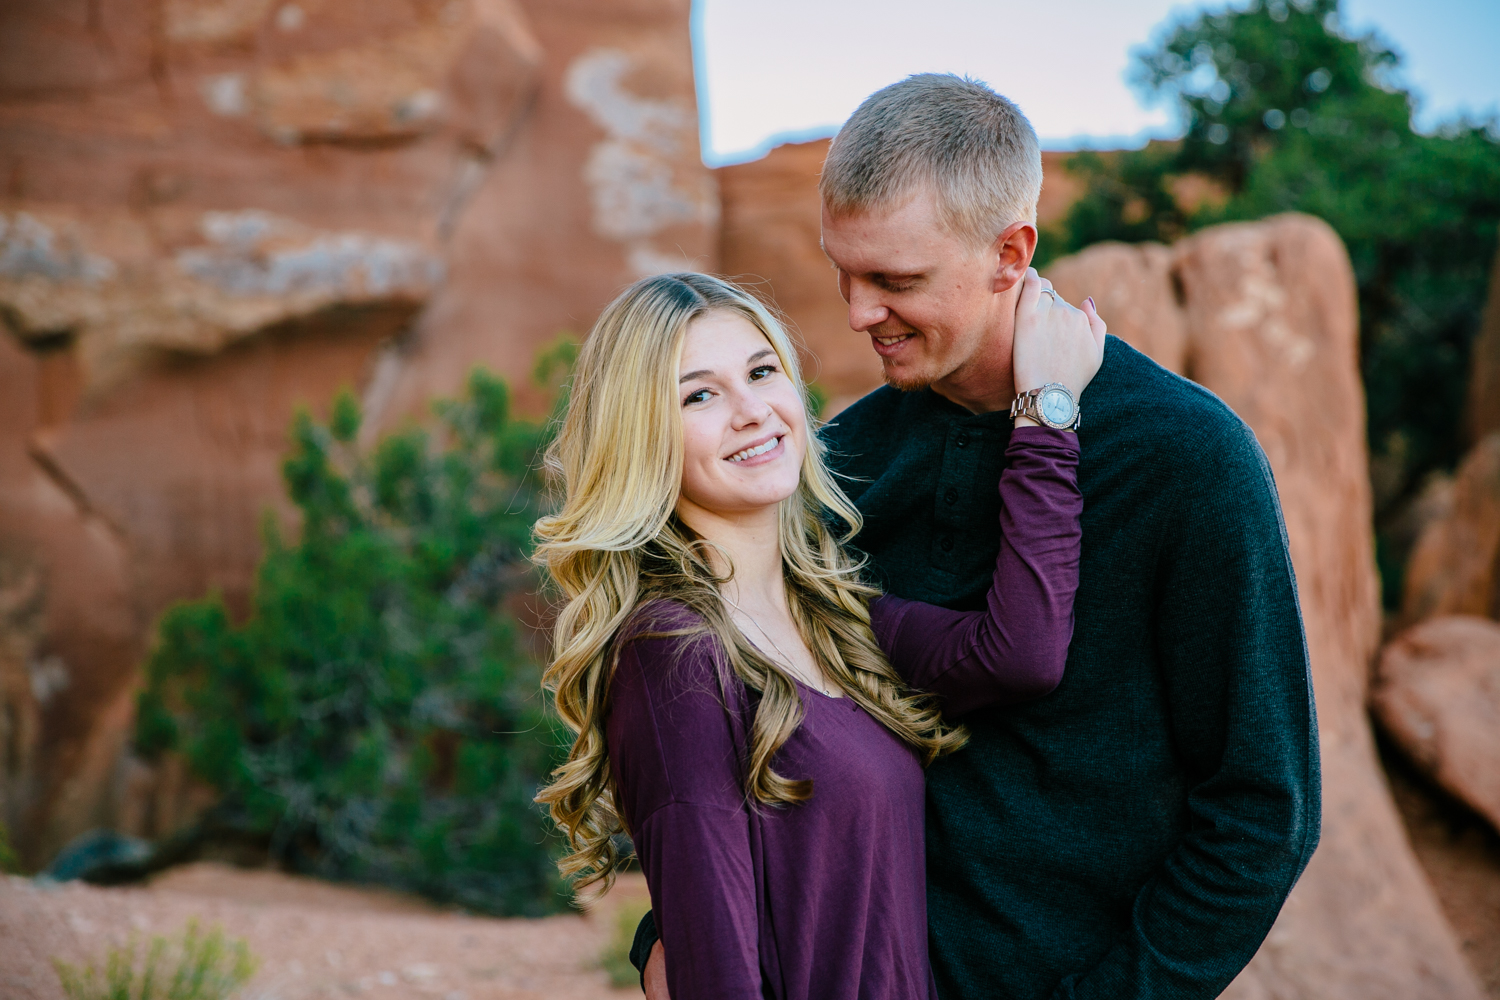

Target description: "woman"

left=535, top=271, right=1103, bottom=999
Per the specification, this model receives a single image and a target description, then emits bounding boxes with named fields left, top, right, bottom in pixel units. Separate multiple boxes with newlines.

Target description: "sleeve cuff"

left=1008, top=424, right=1081, bottom=454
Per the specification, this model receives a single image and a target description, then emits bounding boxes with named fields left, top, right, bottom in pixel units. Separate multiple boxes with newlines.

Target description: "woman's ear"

left=991, top=222, right=1038, bottom=294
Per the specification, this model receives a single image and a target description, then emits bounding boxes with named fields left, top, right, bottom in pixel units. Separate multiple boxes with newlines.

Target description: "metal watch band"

left=1009, top=383, right=1081, bottom=431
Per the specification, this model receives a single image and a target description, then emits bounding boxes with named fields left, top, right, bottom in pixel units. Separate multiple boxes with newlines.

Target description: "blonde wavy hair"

left=533, top=273, right=966, bottom=902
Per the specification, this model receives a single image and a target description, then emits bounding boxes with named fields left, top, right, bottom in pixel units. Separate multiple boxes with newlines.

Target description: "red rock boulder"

left=1374, top=616, right=1500, bottom=834
left=1403, top=433, right=1500, bottom=626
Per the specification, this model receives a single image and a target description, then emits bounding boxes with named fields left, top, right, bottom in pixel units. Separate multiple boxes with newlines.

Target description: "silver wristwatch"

left=1010, top=382, right=1081, bottom=431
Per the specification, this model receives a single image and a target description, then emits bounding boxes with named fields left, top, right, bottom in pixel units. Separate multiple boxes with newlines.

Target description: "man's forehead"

left=820, top=194, right=951, bottom=274
left=828, top=209, right=942, bottom=274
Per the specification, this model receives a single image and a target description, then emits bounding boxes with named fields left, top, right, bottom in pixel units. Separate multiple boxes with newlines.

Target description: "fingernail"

left=1085, top=296, right=1095, bottom=310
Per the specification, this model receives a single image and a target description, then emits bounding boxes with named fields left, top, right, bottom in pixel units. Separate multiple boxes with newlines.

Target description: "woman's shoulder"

left=620, top=596, right=706, bottom=638
left=614, top=598, right=726, bottom=691
left=607, top=601, right=749, bottom=817
left=609, top=598, right=746, bottom=743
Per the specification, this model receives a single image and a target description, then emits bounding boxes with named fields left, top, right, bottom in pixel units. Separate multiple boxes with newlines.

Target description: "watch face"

left=1039, top=387, right=1075, bottom=426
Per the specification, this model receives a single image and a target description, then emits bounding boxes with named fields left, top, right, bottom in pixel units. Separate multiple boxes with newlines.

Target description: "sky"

left=691, top=0, right=1500, bottom=165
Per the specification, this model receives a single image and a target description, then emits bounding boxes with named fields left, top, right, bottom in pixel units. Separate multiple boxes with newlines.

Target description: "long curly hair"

left=532, top=273, right=966, bottom=902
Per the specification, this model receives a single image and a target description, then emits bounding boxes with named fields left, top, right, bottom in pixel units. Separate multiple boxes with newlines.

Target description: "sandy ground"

left=1383, top=744, right=1500, bottom=999
left=0, top=863, right=650, bottom=1000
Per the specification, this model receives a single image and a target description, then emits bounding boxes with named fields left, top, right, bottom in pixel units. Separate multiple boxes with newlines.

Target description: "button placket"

left=933, top=424, right=981, bottom=566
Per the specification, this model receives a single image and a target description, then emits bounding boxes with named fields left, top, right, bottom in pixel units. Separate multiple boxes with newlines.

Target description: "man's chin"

left=881, top=361, right=935, bottom=392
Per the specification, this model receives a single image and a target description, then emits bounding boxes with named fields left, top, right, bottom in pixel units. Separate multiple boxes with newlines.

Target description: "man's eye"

left=684, top=388, right=711, bottom=405
left=749, top=365, right=777, bottom=381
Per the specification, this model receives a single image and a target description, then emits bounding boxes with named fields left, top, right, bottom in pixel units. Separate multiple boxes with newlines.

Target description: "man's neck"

left=929, top=324, right=1016, bottom=415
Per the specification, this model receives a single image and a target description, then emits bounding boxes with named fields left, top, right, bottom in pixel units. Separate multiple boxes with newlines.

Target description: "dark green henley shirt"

left=822, top=336, right=1321, bottom=1000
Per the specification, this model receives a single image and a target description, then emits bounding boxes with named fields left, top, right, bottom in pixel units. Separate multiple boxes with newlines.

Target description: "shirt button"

left=955, top=433, right=970, bottom=448
left=940, top=536, right=954, bottom=552
left=944, top=488, right=959, bottom=504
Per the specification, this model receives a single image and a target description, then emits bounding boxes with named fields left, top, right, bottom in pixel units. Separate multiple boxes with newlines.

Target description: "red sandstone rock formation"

left=1374, top=616, right=1500, bottom=834
left=1403, top=433, right=1500, bottom=626
left=375, top=0, right=717, bottom=426
left=0, top=0, right=713, bottom=864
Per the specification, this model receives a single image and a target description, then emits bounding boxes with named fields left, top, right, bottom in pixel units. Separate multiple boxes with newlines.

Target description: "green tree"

left=136, top=366, right=569, bottom=915
left=1042, top=0, right=1500, bottom=606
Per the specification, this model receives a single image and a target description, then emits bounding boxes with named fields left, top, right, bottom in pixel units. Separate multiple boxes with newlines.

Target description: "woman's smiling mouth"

left=728, top=436, right=783, bottom=463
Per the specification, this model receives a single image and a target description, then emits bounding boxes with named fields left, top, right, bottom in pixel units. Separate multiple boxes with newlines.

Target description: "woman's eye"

left=684, top=388, right=711, bottom=405
left=749, top=365, right=777, bottom=381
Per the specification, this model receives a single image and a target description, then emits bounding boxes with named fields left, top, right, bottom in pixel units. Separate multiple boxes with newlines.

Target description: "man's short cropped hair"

left=820, top=73, right=1043, bottom=249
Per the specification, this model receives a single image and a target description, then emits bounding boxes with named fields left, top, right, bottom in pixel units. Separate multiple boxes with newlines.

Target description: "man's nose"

left=845, top=279, right=890, bottom=333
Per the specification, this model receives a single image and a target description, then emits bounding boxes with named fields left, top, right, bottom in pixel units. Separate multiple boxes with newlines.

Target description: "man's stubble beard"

left=881, top=362, right=936, bottom=393
left=878, top=338, right=969, bottom=393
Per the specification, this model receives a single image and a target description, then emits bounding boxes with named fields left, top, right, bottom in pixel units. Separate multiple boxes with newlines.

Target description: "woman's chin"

left=727, top=487, right=799, bottom=514
left=685, top=479, right=801, bottom=520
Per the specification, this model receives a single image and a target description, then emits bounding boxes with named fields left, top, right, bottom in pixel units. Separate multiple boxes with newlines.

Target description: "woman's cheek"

left=681, top=412, right=715, bottom=468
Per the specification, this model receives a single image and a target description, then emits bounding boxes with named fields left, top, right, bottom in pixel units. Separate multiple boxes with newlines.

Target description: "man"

left=634, top=73, right=1319, bottom=999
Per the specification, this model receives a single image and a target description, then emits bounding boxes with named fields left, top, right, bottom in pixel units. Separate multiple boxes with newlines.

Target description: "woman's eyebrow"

left=680, top=349, right=774, bottom=383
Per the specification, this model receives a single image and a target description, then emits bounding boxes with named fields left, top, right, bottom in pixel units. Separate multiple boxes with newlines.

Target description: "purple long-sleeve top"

left=605, top=427, right=1082, bottom=1000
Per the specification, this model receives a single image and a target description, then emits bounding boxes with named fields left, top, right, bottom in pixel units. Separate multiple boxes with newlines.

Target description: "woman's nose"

left=728, top=385, right=773, bottom=427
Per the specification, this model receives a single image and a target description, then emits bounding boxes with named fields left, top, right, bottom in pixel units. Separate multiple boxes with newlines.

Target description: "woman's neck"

left=676, top=501, right=786, bottom=612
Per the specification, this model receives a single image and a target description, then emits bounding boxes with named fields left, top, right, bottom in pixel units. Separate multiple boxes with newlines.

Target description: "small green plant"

left=52, top=919, right=256, bottom=1000
left=136, top=364, right=572, bottom=915
left=598, top=898, right=652, bottom=989
left=0, top=821, right=20, bottom=873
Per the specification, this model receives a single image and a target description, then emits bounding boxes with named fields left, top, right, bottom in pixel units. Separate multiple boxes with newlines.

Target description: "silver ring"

left=1040, top=287, right=1062, bottom=304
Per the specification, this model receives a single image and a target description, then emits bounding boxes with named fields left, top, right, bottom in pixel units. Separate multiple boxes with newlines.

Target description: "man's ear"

left=990, top=222, right=1038, bottom=293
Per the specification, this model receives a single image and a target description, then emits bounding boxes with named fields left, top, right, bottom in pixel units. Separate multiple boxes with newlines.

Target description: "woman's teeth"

left=875, top=334, right=911, bottom=346
left=729, top=437, right=781, bottom=462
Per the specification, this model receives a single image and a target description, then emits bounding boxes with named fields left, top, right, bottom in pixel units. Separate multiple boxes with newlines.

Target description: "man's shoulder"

left=1088, top=339, right=1280, bottom=532
left=820, top=385, right=918, bottom=449
left=1091, top=337, right=1260, bottom=463
left=817, top=385, right=944, bottom=483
